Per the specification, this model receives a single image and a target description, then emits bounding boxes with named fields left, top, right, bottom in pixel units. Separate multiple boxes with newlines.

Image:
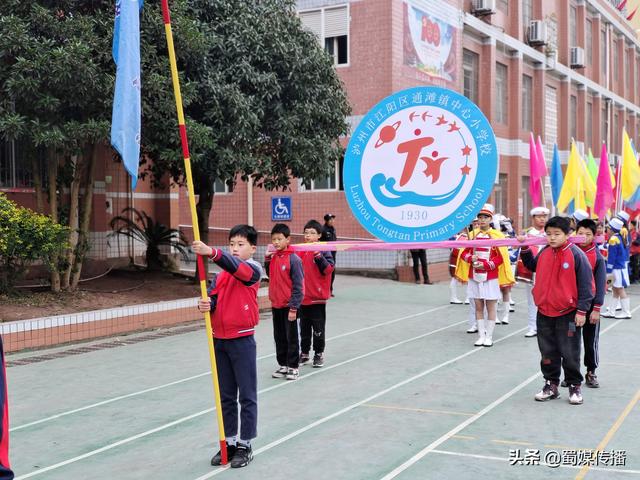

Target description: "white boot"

left=501, top=309, right=510, bottom=325
left=601, top=296, right=615, bottom=318
left=474, top=319, right=486, bottom=346
left=615, top=298, right=622, bottom=311
left=449, top=278, right=462, bottom=304
left=483, top=320, right=495, bottom=347
left=615, top=297, right=632, bottom=319
left=495, top=302, right=504, bottom=325
left=466, top=302, right=478, bottom=333
left=508, top=295, right=515, bottom=312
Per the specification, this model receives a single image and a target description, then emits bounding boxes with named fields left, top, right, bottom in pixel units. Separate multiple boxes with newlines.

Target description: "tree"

left=142, top=0, right=351, bottom=278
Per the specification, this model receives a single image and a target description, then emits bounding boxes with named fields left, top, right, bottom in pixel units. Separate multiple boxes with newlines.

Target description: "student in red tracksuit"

left=192, top=225, right=263, bottom=469
left=299, top=220, right=334, bottom=368
left=518, top=216, right=594, bottom=406
left=573, top=219, right=606, bottom=389
left=265, top=223, right=304, bottom=381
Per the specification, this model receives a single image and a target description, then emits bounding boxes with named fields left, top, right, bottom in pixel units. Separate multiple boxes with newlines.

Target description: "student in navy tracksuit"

left=265, top=223, right=304, bottom=381
left=299, top=220, right=334, bottom=368
left=518, top=216, right=594, bottom=406
left=192, top=225, right=263, bottom=469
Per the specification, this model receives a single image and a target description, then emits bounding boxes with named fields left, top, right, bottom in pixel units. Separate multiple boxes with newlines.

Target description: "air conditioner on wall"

left=528, top=20, right=548, bottom=46
left=570, top=46, right=585, bottom=68
left=472, top=0, right=496, bottom=16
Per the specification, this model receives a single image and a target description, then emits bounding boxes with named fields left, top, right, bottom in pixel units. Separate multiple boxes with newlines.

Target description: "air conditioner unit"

left=528, top=20, right=548, bottom=46
left=472, top=0, right=496, bottom=16
left=570, top=46, right=585, bottom=68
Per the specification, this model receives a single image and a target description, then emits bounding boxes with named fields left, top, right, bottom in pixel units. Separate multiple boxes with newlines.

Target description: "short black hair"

left=545, top=216, right=571, bottom=234
left=271, top=223, right=290, bottom=237
left=229, top=224, right=258, bottom=246
left=576, top=219, right=597, bottom=235
left=303, top=220, right=323, bottom=234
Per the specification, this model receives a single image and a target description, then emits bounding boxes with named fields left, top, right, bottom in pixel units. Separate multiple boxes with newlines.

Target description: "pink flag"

left=618, top=0, right=628, bottom=11
left=594, top=143, right=614, bottom=220
left=535, top=136, right=549, bottom=178
left=529, top=133, right=541, bottom=206
left=628, top=6, right=638, bottom=20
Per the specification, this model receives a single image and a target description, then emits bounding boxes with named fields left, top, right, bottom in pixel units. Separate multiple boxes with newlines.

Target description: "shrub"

left=0, top=193, right=70, bottom=293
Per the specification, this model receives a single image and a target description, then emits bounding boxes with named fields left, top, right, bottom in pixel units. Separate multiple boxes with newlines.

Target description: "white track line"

left=11, top=305, right=449, bottom=432
left=430, top=449, right=640, bottom=475
left=14, top=315, right=466, bottom=479
left=192, top=327, right=529, bottom=480
left=378, top=318, right=628, bottom=480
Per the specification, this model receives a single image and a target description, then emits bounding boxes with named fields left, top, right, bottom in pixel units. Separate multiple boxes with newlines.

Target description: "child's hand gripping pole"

left=161, top=0, right=227, bottom=464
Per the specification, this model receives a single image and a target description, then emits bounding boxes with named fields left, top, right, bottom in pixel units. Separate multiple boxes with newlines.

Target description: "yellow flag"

left=621, top=130, right=640, bottom=200
left=557, top=141, right=596, bottom=212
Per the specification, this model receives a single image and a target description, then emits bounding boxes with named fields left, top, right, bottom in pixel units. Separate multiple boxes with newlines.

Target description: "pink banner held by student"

left=594, top=143, right=614, bottom=220
left=535, top=135, right=548, bottom=204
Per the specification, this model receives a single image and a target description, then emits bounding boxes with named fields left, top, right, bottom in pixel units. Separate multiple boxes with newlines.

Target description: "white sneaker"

left=466, top=325, right=478, bottom=333
left=285, top=368, right=299, bottom=381
left=601, top=309, right=615, bottom=318
left=524, top=330, right=537, bottom=338
left=614, top=311, right=632, bottom=319
left=272, top=366, right=287, bottom=378
left=450, top=298, right=463, bottom=304
left=464, top=299, right=470, bottom=304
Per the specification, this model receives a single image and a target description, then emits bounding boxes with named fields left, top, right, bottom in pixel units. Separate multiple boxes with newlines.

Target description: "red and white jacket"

left=516, top=226, right=545, bottom=283
left=520, top=242, right=594, bottom=317
left=460, top=237, right=503, bottom=283
left=300, top=251, right=334, bottom=305
left=265, top=248, right=305, bottom=310
left=207, top=249, right=263, bottom=339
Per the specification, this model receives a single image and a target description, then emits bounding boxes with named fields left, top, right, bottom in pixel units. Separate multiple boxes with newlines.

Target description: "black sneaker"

left=299, top=353, right=310, bottom=365
left=313, top=353, right=324, bottom=368
left=230, top=444, right=253, bottom=468
left=585, top=371, right=600, bottom=388
left=560, top=380, right=568, bottom=388
left=211, top=444, right=237, bottom=466
left=534, top=381, right=560, bottom=401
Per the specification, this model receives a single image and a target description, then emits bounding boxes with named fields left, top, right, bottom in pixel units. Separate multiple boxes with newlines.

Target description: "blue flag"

left=550, top=143, right=564, bottom=210
left=111, top=0, right=143, bottom=189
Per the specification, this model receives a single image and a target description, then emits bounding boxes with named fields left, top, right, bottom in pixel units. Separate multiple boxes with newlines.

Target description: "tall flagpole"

left=160, top=0, right=228, bottom=464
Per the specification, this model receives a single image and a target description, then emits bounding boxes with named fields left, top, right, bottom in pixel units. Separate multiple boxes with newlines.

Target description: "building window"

left=498, top=0, right=508, bottom=14
left=299, top=161, right=339, bottom=191
left=0, top=140, right=35, bottom=189
left=299, top=6, right=349, bottom=66
left=601, top=29, right=607, bottom=77
left=522, top=176, right=531, bottom=227
left=586, top=19, right=592, bottom=65
left=586, top=102, right=593, bottom=152
left=213, top=178, right=233, bottom=194
left=601, top=105, right=608, bottom=150
left=613, top=38, right=619, bottom=81
left=495, top=62, right=508, bottom=124
left=569, top=5, right=577, bottom=48
left=521, top=74, right=533, bottom=131
left=570, top=95, right=577, bottom=141
left=463, top=49, right=479, bottom=104
left=522, top=0, right=533, bottom=35
left=495, top=173, right=508, bottom=216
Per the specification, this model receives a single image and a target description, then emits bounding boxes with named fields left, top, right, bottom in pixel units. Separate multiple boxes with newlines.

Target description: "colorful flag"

left=550, top=143, right=563, bottom=208
left=621, top=130, right=640, bottom=201
left=529, top=133, right=543, bottom=207
left=624, top=139, right=640, bottom=209
left=557, top=141, right=596, bottom=212
left=586, top=148, right=598, bottom=182
left=594, top=143, right=615, bottom=220
left=111, top=0, right=144, bottom=189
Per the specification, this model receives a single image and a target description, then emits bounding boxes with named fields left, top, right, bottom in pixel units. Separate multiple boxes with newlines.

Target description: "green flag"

left=587, top=148, right=598, bottom=182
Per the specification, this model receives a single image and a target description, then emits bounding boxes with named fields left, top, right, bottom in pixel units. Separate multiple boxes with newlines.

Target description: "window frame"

left=298, top=160, right=340, bottom=192
left=299, top=4, right=350, bottom=68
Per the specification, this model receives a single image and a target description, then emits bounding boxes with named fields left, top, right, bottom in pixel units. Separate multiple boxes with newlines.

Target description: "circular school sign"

left=344, top=86, right=498, bottom=243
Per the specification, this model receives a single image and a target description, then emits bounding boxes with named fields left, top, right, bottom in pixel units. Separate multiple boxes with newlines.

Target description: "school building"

left=3, top=0, right=640, bottom=277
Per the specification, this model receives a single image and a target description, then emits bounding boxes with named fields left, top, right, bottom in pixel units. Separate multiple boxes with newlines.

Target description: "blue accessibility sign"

left=271, top=196, right=292, bottom=221
left=343, top=86, right=498, bottom=242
